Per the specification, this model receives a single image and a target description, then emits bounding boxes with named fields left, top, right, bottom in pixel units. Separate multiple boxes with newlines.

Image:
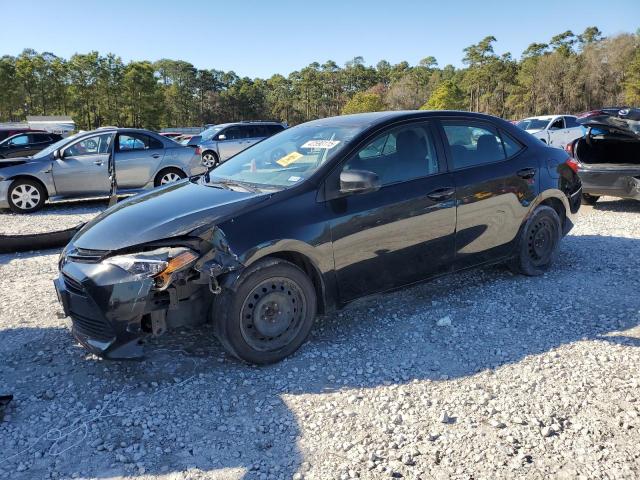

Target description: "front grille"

left=72, top=313, right=115, bottom=341
left=62, top=273, right=85, bottom=296
left=67, top=248, right=109, bottom=264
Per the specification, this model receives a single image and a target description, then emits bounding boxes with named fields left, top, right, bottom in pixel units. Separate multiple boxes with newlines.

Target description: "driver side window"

left=343, top=123, right=440, bottom=186
left=549, top=118, right=565, bottom=130
left=64, top=134, right=113, bottom=157
left=10, top=134, right=29, bottom=146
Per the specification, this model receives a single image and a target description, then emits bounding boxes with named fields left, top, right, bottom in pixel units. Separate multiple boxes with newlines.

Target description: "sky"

left=1, top=0, right=638, bottom=78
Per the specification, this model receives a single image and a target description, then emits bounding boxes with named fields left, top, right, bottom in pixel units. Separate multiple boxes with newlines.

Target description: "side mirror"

left=53, top=149, right=61, bottom=159
left=217, top=134, right=226, bottom=141
left=340, top=169, right=380, bottom=195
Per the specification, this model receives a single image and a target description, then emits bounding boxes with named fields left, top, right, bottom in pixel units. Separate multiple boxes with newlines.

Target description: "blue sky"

left=1, top=0, right=638, bottom=77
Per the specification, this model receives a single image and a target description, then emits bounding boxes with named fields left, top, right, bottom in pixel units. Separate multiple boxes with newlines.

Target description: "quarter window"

left=343, top=123, right=440, bottom=186
left=500, top=131, right=524, bottom=157
left=442, top=122, right=508, bottom=169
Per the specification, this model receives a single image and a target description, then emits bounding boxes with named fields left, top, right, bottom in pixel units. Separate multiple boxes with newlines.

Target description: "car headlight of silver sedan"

left=103, top=247, right=198, bottom=289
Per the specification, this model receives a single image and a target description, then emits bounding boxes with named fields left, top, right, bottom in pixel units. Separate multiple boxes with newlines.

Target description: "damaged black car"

left=567, top=107, right=640, bottom=204
left=55, top=111, right=582, bottom=364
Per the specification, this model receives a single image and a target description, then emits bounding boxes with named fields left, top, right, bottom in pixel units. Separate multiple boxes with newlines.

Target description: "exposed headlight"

left=103, top=247, right=198, bottom=289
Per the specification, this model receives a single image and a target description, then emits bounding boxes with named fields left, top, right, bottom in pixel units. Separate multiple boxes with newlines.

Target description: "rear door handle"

left=152, top=153, right=161, bottom=159
left=94, top=161, right=103, bottom=166
left=517, top=168, right=536, bottom=179
left=426, top=187, right=455, bottom=201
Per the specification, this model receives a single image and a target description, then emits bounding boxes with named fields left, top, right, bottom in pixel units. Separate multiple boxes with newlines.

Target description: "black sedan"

left=0, top=131, right=62, bottom=159
left=55, top=111, right=582, bottom=364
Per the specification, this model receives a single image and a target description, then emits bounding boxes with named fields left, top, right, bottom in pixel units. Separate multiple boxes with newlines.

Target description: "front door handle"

left=152, top=153, right=161, bottom=159
left=426, top=187, right=455, bottom=201
left=517, top=168, right=536, bottom=179
left=94, top=160, right=104, bottom=166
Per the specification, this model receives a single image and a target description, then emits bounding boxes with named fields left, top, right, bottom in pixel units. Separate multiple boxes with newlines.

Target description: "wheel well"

left=265, top=251, right=326, bottom=314
left=9, top=175, right=49, bottom=200
left=201, top=150, right=218, bottom=158
left=539, top=197, right=566, bottom=227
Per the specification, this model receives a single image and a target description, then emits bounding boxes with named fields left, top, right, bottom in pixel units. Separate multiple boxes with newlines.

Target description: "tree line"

left=0, top=26, right=638, bottom=131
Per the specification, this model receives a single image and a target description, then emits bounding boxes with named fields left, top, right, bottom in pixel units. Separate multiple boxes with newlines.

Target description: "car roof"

left=296, top=110, right=508, bottom=130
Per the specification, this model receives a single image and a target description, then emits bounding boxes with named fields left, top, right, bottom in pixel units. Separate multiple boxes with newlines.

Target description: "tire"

left=154, top=168, right=186, bottom=187
left=582, top=193, right=600, bottom=206
left=508, top=206, right=562, bottom=276
left=201, top=151, right=219, bottom=168
left=7, top=178, right=46, bottom=213
left=212, top=258, right=317, bottom=364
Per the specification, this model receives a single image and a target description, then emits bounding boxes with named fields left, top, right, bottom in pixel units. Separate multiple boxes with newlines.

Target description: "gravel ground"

left=0, top=197, right=639, bottom=480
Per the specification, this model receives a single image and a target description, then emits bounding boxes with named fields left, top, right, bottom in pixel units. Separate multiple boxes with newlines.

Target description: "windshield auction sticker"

left=276, top=151, right=304, bottom=167
left=301, top=140, right=341, bottom=149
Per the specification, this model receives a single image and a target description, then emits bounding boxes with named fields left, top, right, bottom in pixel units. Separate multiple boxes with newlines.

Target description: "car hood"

left=72, top=179, right=270, bottom=251
left=0, top=156, right=35, bottom=169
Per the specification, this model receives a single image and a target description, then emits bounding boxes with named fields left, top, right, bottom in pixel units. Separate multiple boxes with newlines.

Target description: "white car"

left=516, top=115, right=584, bottom=149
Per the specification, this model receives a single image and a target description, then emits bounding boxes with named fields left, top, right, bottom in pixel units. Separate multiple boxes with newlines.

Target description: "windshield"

left=206, top=122, right=366, bottom=188
left=516, top=118, right=550, bottom=131
left=200, top=126, right=224, bottom=141
left=33, top=132, right=83, bottom=159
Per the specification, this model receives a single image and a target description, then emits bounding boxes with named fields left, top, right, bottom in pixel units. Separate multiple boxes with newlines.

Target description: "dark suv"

left=198, top=121, right=285, bottom=167
left=0, top=131, right=62, bottom=158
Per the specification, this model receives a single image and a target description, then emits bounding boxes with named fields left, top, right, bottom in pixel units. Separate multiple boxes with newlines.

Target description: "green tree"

left=420, top=80, right=465, bottom=110
left=341, top=91, right=385, bottom=114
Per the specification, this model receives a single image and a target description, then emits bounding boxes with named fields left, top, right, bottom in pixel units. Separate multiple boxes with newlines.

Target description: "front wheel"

left=582, top=193, right=600, bottom=206
left=7, top=179, right=46, bottom=213
left=212, top=259, right=317, bottom=364
left=508, top=206, right=562, bottom=276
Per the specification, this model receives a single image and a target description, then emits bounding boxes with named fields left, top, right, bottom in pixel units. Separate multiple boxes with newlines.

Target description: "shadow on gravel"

left=1, top=235, right=639, bottom=479
left=592, top=198, right=640, bottom=213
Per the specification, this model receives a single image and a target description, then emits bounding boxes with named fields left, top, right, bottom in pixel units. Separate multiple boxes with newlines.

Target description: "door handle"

left=517, top=168, right=536, bottom=179
left=94, top=161, right=104, bottom=166
left=152, top=154, right=160, bottom=158
left=426, top=187, right=455, bottom=201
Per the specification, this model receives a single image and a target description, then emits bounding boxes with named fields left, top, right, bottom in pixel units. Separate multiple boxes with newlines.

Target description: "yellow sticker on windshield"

left=276, top=151, right=303, bottom=167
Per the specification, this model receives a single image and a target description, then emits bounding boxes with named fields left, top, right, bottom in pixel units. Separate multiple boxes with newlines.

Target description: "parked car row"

left=0, top=128, right=206, bottom=213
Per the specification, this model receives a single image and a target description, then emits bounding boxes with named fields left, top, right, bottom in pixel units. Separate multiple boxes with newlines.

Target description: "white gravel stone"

left=0, top=197, right=639, bottom=479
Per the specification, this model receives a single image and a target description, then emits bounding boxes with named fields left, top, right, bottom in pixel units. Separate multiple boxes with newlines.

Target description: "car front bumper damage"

left=54, top=226, right=244, bottom=359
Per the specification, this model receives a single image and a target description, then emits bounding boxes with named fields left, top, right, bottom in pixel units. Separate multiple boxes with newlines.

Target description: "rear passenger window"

left=344, top=122, right=440, bottom=186
left=564, top=116, right=579, bottom=128
left=442, top=122, right=507, bottom=169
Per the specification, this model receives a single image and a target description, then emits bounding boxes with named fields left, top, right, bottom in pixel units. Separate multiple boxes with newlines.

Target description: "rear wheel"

left=154, top=168, right=186, bottom=187
left=212, top=259, right=316, bottom=364
left=201, top=151, right=219, bottom=168
left=508, top=206, right=562, bottom=276
left=7, top=178, right=46, bottom=213
left=582, top=193, right=600, bottom=206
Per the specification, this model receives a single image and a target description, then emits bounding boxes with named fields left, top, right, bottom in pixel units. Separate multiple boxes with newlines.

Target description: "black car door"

left=438, top=119, right=537, bottom=269
left=4, top=133, right=32, bottom=158
left=325, top=120, right=457, bottom=302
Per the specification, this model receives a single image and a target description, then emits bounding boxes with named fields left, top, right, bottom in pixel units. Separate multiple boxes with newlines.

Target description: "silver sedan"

left=0, top=128, right=207, bottom=213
